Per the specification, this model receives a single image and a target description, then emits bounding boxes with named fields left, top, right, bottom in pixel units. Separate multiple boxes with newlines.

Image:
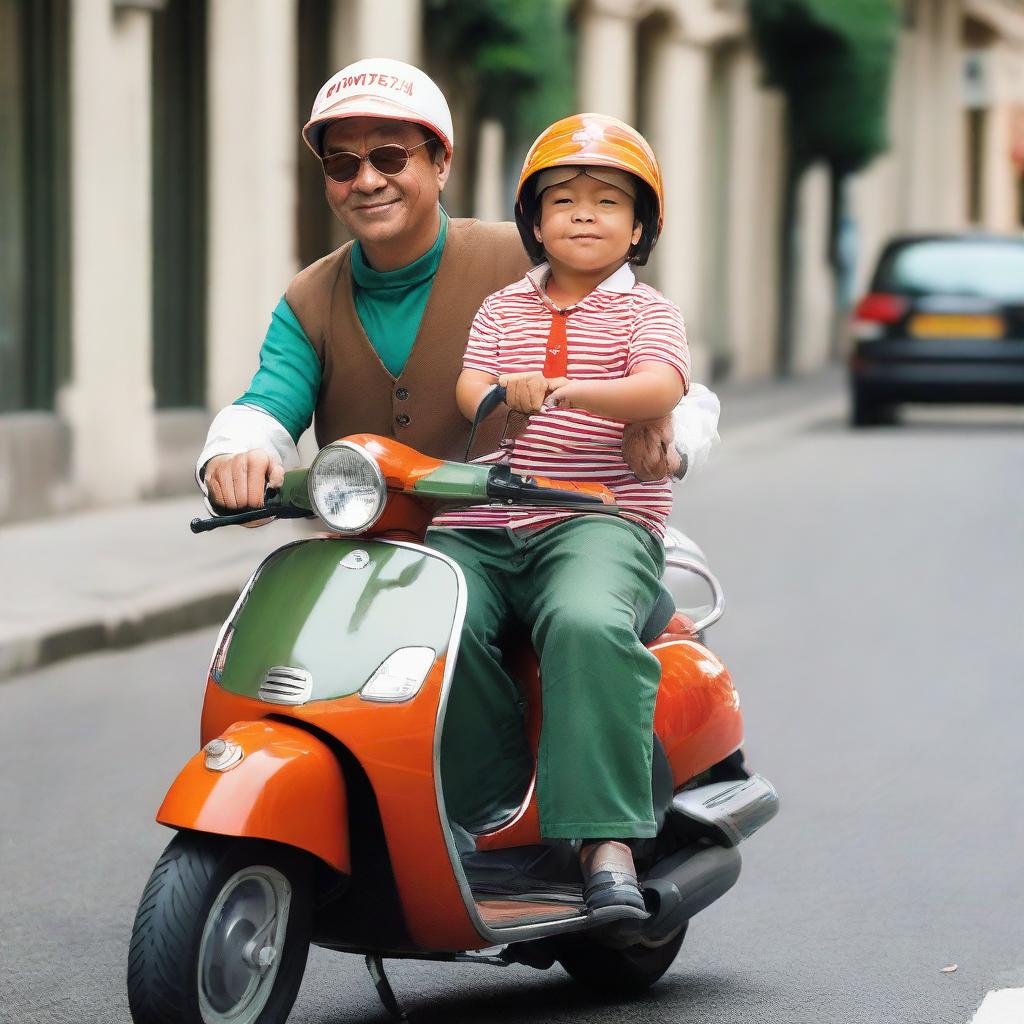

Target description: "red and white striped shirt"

left=433, top=263, right=689, bottom=538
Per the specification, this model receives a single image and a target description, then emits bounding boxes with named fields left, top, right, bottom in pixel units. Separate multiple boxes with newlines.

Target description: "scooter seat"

left=638, top=586, right=676, bottom=645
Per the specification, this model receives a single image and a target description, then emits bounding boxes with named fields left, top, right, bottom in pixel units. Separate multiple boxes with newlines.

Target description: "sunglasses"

left=321, top=140, right=432, bottom=184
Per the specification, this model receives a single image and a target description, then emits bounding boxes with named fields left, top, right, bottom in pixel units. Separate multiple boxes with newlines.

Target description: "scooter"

left=127, top=397, right=778, bottom=1024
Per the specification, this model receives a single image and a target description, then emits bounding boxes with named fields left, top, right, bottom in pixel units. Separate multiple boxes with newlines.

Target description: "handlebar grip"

left=475, top=383, right=507, bottom=422
left=463, top=384, right=508, bottom=463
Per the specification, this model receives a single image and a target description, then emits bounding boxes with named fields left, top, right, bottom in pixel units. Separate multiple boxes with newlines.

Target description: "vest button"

left=395, top=387, right=410, bottom=401
left=396, top=413, right=411, bottom=427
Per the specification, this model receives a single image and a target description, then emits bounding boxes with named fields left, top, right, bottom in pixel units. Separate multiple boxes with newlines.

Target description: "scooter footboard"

left=157, top=719, right=350, bottom=874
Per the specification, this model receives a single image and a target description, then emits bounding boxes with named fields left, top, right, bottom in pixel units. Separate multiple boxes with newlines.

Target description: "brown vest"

left=284, top=218, right=531, bottom=461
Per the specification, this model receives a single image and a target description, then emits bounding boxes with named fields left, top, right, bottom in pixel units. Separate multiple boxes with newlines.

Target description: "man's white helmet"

left=302, top=58, right=454, bottom=157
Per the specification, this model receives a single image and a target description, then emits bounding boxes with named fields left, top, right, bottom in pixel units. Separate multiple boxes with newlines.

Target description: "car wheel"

left=557, top=923, right=687, bottom=997
left=127, top=833, right=313, bottom=1024
left=851, top=390, right=897, bottom=427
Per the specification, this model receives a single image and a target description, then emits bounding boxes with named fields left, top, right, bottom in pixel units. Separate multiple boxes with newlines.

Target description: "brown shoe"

left=579, top=841, right=647, bottom=914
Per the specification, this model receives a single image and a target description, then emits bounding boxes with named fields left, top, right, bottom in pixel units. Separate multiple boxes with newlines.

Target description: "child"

left=429, top=114, right=689, bottom=916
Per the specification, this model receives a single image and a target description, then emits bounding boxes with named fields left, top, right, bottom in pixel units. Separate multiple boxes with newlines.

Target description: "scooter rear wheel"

left=127, top=832, right=313, bottom=1024
left=557, top=924, right=687, bottom=997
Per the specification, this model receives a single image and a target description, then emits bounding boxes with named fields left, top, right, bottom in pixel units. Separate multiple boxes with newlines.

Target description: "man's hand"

left=203, top=450, right=285, bottom=527
left=622, top=415, right=683, bottom=481
left=498, top=372, right=569, bottom=415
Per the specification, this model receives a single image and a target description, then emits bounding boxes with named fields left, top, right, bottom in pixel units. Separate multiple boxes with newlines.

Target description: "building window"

left=0, top=0, right=70, bottom=413
left=966, top=107, right=986, bottom=224
left=152, top=0, right=208, bottom=408
left=296, top=0, right=333, bottom=268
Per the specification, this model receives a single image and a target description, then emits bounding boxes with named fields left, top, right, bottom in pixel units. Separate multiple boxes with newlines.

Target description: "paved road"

left=2, top=398, right=1022, bottom=1024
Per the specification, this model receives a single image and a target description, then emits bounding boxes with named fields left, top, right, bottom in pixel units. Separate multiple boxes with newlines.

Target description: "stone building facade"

left=1, top=0, right=1022, bottom=523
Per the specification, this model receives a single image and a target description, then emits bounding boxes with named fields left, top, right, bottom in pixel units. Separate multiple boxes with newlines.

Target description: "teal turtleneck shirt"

left=234, top=210, right=449, bottom=441
left=350, top=209, right=449, bottom=377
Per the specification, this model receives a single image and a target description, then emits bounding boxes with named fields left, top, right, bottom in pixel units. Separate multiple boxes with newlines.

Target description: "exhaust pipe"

left=640, top=773, right=779, bottom=943
left=641, top=843, right=741, bottom=944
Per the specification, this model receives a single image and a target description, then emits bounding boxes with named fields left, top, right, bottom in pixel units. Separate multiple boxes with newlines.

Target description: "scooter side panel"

left=216, top=539, right=458, bottom=703
left=157, top=719, right=350, bottom=873
left=199, top=540, right=486, bottom=953
left=296, top=656, right=484, bottom=952
left=652, top=639, right=744, bottom=787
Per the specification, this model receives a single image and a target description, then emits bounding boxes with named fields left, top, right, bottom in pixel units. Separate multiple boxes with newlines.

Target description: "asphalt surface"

left=2, top=395, right=1022, bottom=1024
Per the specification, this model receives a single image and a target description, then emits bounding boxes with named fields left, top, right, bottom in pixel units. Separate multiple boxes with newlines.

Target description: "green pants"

left=427, top=516, right=666, bottom=840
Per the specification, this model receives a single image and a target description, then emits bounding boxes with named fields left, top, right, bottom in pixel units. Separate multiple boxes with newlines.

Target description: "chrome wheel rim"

left=197, top=866, right=292, bottom=1024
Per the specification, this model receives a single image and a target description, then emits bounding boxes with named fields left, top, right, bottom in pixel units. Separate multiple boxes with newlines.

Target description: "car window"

left=879, top=241, right=1024, bottom=302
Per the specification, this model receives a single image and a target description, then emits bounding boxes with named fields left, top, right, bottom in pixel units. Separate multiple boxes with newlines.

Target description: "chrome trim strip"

left=370, top=540, right=488, bottom=937
left=665, top=555, right=726, bottom=633
left=207, top=539, right=312, bottom=686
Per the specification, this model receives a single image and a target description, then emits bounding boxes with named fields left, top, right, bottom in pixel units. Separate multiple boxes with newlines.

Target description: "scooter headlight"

left=309, top=442, right=387, bottom=534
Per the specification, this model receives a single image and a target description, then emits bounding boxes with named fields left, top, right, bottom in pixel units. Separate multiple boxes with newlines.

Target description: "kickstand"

left=365, top=954, right=408, bottom=1021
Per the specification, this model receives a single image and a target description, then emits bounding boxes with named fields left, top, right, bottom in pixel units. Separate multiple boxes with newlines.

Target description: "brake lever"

left=190, top=485, right=310, bottom=534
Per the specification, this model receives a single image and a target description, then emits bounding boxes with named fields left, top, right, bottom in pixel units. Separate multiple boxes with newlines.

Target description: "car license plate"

left=909, top=314, right=1005, bottom=339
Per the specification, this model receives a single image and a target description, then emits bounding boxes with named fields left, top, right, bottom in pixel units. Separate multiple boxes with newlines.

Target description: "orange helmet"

left=515, top=113, right=665, bottom=266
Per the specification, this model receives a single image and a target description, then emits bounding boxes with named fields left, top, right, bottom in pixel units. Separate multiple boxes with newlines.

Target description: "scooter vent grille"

left=259, top=666, right=313, bottom=705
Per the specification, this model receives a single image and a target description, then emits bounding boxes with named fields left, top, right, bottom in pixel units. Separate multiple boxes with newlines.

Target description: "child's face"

left=535, top=173, right=642, bottom=276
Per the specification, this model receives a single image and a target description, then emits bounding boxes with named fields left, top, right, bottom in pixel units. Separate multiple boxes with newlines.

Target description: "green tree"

left=749, top=0, right=899, bottom=372
left=423, top=0, right=575, bottom=216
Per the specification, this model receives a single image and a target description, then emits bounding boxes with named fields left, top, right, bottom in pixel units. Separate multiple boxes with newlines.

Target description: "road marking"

left=969, top=989, right=1024, bottom=1023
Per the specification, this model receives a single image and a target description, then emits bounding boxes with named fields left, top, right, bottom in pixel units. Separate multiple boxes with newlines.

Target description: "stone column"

left=903, top=0, right=930, bottom=228
left=724, top=46, right=784, bottom=380
left=793, top=165, right=833, bottom=372
left=206, top=0, right=299, bottom=414
left=330, top=0, right=421, bottom=68
left=61, top=2, right=156, bottom=506
left=934, top=0, right=966, bottom=227
left=474, top=119, right=506, bottom=222
left=640, top=30, right=711, bottom=379
left=577, top=1, right=636, bottom=123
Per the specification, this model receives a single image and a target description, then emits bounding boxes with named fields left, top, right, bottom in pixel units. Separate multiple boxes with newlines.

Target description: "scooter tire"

left=557, top=924, right=687, bottom=997
left=127, top=831, right=313, bottom=1024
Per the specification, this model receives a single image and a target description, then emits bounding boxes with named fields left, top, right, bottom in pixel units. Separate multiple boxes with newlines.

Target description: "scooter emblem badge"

left=341, top=550, right=370, bottom=569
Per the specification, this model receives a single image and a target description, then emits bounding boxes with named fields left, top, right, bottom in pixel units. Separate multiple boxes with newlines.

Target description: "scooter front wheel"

left=127, top=832, right=313, bottom=1024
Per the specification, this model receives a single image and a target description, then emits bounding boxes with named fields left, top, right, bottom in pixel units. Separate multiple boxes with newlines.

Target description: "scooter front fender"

left=157, top=719, right=350, bottom=874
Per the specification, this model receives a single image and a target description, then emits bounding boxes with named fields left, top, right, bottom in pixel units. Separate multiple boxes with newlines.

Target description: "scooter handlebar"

left=463, top=384, right=507, bottom=463
left=485, top=466, right=613, bottom=508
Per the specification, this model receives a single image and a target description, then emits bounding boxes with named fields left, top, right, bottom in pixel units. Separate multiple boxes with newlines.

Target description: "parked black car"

left=848, top=233, right=1024, bottom=425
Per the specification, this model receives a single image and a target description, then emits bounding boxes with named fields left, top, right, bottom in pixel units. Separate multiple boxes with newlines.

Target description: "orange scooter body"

left=161, top=435, right=746, bottom=954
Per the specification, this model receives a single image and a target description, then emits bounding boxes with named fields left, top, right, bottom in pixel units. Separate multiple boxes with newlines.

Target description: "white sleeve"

left=670, top=383, right=720, bottom=481
left=196, top=404, right=301, bottom=510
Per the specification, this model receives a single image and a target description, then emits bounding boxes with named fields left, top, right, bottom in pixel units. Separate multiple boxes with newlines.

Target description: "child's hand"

left=498, top=372, right=569, bottom=414
left=544, top=379, right=585, bottom=411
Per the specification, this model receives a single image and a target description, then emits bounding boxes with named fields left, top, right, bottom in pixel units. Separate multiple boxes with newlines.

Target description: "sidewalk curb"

left=0, top=574, right=244, bottom=680
left=724, top=394, right=846, bottom=449
left=0, top=372, right=846, bottom=682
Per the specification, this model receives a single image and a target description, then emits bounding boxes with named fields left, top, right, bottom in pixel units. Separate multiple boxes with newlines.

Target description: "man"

left=197, top=57, right=719, bottom=827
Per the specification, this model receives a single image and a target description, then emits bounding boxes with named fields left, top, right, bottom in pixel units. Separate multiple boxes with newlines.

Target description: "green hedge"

left=748, top=0, right=899, bottom=173
left=424, top=0, right=574, bottom=149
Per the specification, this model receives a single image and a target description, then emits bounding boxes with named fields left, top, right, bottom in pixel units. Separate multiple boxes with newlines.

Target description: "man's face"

left=320, top=117, right=451, bottom=250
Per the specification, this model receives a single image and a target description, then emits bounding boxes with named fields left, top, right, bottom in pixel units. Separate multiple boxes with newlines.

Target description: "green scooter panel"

left=217, top=539, right=461, bottom=703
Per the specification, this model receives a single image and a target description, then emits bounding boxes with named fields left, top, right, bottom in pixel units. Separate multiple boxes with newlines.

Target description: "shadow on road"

left=393, top=967, right=770, bottom=1023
